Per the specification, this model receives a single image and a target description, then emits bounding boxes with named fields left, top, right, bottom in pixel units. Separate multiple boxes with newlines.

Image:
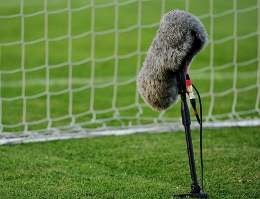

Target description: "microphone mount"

left=172, top=66, right=209, bottom=198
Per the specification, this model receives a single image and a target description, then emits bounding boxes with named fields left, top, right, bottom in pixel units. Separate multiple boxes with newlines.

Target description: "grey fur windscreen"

left=137, top=10, right=208, bottom=111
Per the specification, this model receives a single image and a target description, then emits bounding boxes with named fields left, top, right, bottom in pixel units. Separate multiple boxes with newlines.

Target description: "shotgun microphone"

left=137, top=9, right=208, bottom=111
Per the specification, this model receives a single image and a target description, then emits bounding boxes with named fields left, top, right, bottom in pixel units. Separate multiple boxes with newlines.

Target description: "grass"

left=0, top=126, right=259, bottom=198
left=0, top=0, right=259, bottom=133
left=0, top=1, right=259, bottom=198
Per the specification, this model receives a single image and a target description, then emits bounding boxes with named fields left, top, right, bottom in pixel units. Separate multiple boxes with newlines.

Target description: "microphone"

left=137, top=9, right=208, bottom=111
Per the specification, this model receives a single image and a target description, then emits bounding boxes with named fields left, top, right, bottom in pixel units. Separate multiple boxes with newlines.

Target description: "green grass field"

left=0, top=0, right=259, bottom=133
left=0, top=127, right=259, bottom=198
left=0, top=1, right=260, bottom=198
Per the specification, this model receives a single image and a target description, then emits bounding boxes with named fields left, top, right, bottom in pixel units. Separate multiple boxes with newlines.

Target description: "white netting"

left=0, top=0, right=259, bottom=145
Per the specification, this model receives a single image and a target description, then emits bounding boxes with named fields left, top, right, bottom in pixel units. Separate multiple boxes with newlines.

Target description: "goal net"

left=0, top=0, right=259, bottom=145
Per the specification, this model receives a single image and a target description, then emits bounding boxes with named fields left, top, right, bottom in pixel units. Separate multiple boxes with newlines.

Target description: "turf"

left=0, top=1, right=259, bottom=198
left=0, top=127, right=259, bottom=198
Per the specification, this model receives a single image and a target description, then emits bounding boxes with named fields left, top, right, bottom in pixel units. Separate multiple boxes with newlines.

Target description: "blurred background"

left=0, top=0, right=259, bottom=141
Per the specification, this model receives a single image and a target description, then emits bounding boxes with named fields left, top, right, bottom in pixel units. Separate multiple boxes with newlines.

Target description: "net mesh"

left=0, top=0, right=259, bottom=145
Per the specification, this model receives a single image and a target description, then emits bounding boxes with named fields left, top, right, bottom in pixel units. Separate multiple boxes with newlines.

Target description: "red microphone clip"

left=185, top=59, right=200, bottom=124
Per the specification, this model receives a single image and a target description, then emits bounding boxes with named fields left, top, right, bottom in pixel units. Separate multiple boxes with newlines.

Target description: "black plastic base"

left=172, top=192, right=209, bottom=198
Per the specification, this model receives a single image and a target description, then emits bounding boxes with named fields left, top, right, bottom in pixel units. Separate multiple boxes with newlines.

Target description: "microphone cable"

left=192, top=83, right=205, bottom=193
left=185, top=73, right=205, bottom=192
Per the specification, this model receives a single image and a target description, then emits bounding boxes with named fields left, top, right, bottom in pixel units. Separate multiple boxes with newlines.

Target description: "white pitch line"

left=190, top=71, right=257, bottom=80
left=1, top=77, right=131, bottom=88
left=0, top=72, right=258, bottom=88
left=1, top=0, right=73, bottom=8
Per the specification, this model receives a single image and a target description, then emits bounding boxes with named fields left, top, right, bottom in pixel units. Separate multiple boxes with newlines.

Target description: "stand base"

left=172, top=192, right=209, bottom=198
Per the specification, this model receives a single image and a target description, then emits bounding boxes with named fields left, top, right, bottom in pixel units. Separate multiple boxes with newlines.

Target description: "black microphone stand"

left=172, top=67, right=209, bottom=198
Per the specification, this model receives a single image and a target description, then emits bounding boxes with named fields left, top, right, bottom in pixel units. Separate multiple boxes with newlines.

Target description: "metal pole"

left=172, top=67, right=209, bottom=198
